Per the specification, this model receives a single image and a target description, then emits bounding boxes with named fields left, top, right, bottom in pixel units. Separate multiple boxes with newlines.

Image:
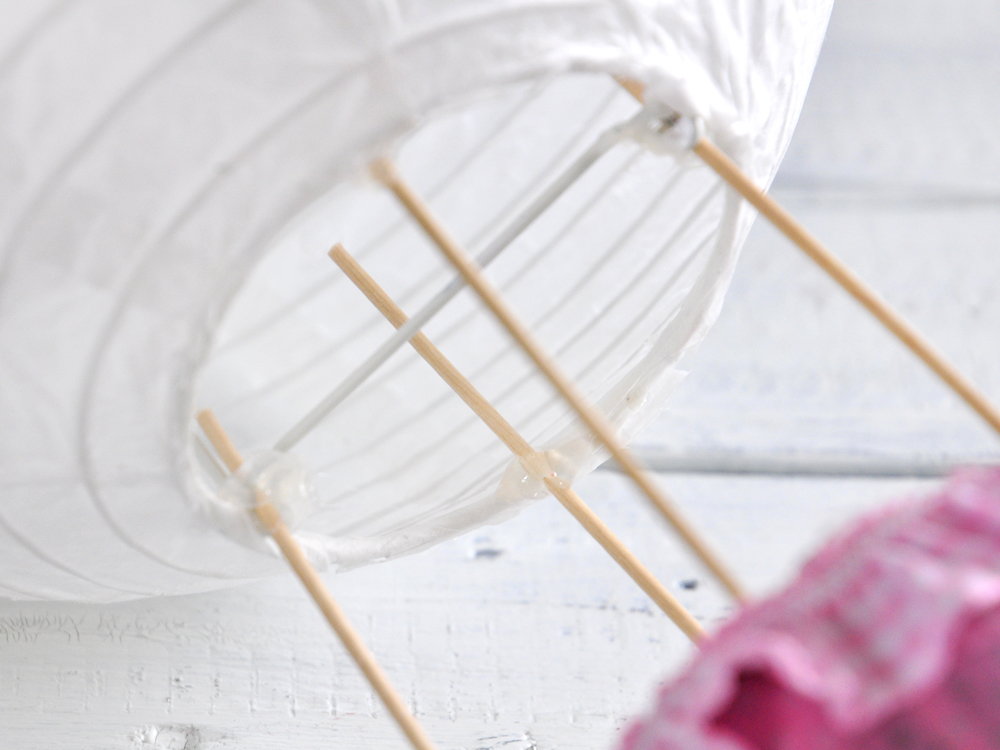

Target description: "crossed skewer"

left=196, top=77, right=1000, bottom=750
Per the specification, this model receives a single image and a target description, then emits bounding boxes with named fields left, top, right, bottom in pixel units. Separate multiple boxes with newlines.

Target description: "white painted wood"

left=2, top=0, right=999, bottom=747
left=0, top=471, right=934, bottom=749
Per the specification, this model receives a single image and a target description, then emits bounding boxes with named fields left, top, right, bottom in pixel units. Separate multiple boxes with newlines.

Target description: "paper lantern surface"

left=621, top=467, right=1000, bottom=750
left=0, top=0, right=831, bottom=600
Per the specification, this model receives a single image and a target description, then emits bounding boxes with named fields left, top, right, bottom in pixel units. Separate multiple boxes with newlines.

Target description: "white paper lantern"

left=0, top=0, right=832, bottom=601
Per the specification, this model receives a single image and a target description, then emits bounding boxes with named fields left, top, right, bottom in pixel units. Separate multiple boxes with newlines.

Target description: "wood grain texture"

left=264, top=510, right=440, bottom=750
left=0, top=471, right=935, bottom=749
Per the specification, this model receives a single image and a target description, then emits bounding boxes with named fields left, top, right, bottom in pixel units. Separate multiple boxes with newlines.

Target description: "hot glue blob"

left=496, top=439, right=594, bottom=503
left=214, top=451, right=317, bottom=551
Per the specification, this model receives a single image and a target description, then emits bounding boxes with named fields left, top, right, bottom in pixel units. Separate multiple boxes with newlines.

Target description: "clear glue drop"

left=494, top=440, right=590, bottom=502
left=215, top=450, right=316, bottom=548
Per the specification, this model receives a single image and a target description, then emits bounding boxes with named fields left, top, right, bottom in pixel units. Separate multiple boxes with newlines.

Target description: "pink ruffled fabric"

left=622, top=467, right=1000, bottom=750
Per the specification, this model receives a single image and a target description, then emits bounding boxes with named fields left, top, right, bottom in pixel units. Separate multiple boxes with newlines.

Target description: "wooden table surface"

left=2, top=0, right=999, bottom=747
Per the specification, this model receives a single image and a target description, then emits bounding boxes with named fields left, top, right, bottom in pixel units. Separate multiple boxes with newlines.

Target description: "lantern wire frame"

left=193, top=76, right=1000, bottom=749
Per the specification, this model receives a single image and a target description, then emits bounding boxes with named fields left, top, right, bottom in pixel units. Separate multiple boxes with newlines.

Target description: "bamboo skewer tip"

left=196, top=408, right=243, bottom=472
left=328, top=242, right=347, bottom=262
left=370, top=156, right=400, bottom=186
left=370, top=157, right=746, bottom=602
left=614, top=75, right=646, bottom=103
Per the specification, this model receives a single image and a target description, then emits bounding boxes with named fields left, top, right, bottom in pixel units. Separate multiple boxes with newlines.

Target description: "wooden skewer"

left=614, top=76, right=646, bottom=103
left=369, top=159, right=746, bottom=602
left=693, top=138, right=1000, bottom=437
left=617, top=77, right=1000, bottom=439
left=196, top=411, right=245, bottom=472
left=196, top=408, right=439, bottom=750
left=330, top=243, right=707, bottom=643
left=274, top=130, right=620, bottom=454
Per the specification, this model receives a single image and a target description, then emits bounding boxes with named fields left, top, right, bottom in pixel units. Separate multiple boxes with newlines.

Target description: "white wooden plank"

left=0, top=471, right=936, bottom=749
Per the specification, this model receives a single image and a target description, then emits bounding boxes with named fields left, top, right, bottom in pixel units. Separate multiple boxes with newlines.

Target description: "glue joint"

left=254, top=501, right=283, bottom=534
left=519, top=451, right=554, bottom=481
